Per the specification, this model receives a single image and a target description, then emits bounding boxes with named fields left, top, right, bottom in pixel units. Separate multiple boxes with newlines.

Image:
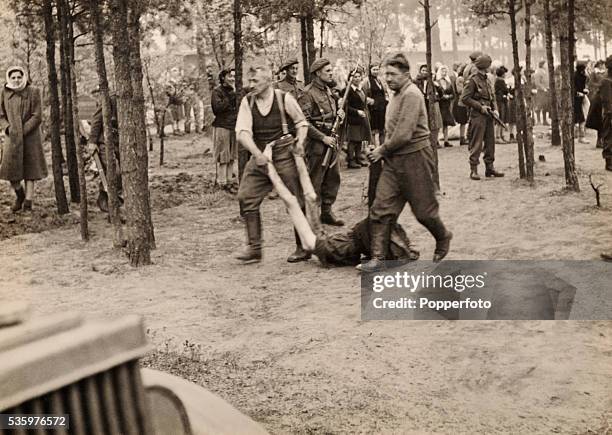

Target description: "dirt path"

left=1, top=129, right=611, bottom=434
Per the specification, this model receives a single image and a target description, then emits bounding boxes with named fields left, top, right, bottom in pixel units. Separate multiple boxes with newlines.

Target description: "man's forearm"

left=238, top=131, right=262, bottom=157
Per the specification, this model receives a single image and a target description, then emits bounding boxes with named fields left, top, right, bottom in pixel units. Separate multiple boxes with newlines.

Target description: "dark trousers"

left=347, top=141, right=361, bottom=163
left=369, top=146, right=447, bottom=241
left=367, top=160, right=383, bottom=208
left=238, top=148, right=251, bottom=183
left=237, top=152, right=304, bottom=214
left=307, top=142, right=340, bottom=211
left=468, top=112, right=496, bottom=167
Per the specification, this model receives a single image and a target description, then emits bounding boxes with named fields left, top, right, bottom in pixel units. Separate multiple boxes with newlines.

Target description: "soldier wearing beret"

left=298, top=58, right=345, bottom=226
left=461, top=54, right=504, bottom=180
left=275, top=58, right=304, bottom=100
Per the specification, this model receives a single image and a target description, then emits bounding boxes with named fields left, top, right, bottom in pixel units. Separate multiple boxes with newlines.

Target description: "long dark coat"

left=0, top=84, right=47, bottom=181
left=343, top=86, right=372, bottom=143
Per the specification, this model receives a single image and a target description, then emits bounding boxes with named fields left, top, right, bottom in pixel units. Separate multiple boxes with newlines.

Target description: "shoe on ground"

left=444, top=141, right=453, bottom=147
left=321, top=211, right=345, bottom=226
left=235, top=245, right=262, bottom=264
left=357, top=257, right=387, bottom=273
left=11, top=188, right=25, bottom=213
left=485, top=167, right=505, bottom=177
left=287, top=246, right=311, bottom=263
left=433, top=231, right=453, bottom=263
left=470, top=169, right=481, bottom=180
left=22, top=200, right=32, bottom=212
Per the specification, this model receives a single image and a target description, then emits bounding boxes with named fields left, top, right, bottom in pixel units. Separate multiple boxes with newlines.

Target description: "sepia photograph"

left=0, top=0, right=610, bottom=433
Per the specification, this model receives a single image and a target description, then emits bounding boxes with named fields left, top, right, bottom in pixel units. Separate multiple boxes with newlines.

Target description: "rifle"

left=484, top=106, right=507, bottom=129
left=322, top=66, right=360, bottom=169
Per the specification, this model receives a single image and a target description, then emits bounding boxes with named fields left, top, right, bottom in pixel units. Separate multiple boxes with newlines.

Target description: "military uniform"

left=460, top=55, right=504, bottom=179
left=276, top=77, right=305, bottom=100
left=298, top=75, right=343, bottom=225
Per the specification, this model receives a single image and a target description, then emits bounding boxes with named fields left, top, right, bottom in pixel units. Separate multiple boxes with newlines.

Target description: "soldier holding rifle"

left=461, top=54, right=505, bottom=180
left=298, top=58, right=345, bottom=227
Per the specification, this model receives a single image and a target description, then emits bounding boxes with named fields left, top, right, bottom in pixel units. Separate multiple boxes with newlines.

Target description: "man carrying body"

left=234, top=63, right=311, bottom=264
left=89, top=86, right=120, bottom=212
left=276, top=58, right=304, bottom=100
left=461, top=54, right=505, bottom=180
left=362, top=52, right=453, bottom=272
left=298, top=58, right=345, bottom=227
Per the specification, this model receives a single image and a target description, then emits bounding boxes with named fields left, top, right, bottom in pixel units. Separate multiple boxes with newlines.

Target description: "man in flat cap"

left=276, top=58, right=304, bottom=100
left=362, top=52, right=452, bottom=272
left=461, top=54, right=504, bottom=180
left=298, top=57, right=345, bottom=226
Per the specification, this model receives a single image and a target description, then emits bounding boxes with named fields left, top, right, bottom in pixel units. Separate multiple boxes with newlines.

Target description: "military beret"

left=309, top=58, right=331, bottom=74
left=474, top=55, right=492, bottom=70
left=469, top=51, right=483, bottom=61
left=279, top=58, right=299, bottom=72
left=606, top=55, right=612, bottom=70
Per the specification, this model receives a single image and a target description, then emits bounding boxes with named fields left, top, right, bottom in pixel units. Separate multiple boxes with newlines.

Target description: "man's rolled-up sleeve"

left=284, top=93, right=308, bottom=129
left=235, top=98, right=253, bottom=137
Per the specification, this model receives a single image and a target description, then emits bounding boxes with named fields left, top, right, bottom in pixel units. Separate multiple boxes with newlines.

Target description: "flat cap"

left=383, top=52, right=411, bottom=70
left=309, top=58, right=331, bottom=74
left=279, top=58, right=299, bottom=71
left=474, top=54, right=492, bottom=70
left=606, top=55, right=612, bottom=69
left=469, top=51, right=483, bottom=61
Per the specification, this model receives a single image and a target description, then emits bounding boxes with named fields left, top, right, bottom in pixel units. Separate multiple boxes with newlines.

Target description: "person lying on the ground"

left=261, top=143, right=420, bottom=267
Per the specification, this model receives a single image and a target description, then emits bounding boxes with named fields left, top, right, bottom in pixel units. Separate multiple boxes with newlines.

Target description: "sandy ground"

left=1, top=128, right=611, bottom=434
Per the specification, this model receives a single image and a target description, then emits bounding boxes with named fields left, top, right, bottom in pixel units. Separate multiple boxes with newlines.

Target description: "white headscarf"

left=6, top=66, right=28, bottom=92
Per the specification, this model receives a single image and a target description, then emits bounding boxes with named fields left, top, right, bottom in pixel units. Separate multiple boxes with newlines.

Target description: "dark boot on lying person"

left=235, top=212, right=263, bottom=264
left=11, top=187, right=25, bottom=213
left=358, top=223, right=390, bottom=273
left=433, top=231, right=453, bottom=263
left=470, top=165, right=481, bottom=180
left=287, top=229, right=311, bottom=263
left=321, top=207, right=345, bottom=226
left=485, top=164, right=505, bottom=177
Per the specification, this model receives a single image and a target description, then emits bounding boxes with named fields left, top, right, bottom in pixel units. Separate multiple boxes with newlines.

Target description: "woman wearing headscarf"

left=0, top=66, right=47, bottom=212
left=436, top=65, right=456, bottom=147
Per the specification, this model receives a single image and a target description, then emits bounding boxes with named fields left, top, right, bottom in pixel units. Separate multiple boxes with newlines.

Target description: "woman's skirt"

left=213, top=127, right=237, bottom=164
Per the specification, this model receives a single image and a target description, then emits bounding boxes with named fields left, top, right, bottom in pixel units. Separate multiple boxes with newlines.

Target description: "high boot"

left=287, top=229, right=311, bottom=263
left=485, top=163, right=505, bottom=177
left=11, top=187, right=25, bottom=213
left=358, top=223, right=391, bottom=273
left=433, top=231, right=453, bottom=263
left=470, top=165, right=481, bottom=180
left=321, top=206, right=345, bottom=226
left=235, top=212, right=262, bottom=263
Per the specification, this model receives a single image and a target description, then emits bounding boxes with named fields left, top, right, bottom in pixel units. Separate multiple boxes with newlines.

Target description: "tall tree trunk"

left=67, top=18, right=89, bottom=240
left=89, top=0, right=123, bottom=248
left=110, top=0, right=154, bottom=265
left=423, top=0, right=440, bottom=189
left=510, top=0, right=526, bottom=178
left=57, top=0, right=79, bottom=203
left=558, top=1, right=579, bottom=191
left=523, top=0, right=534, bottom=181
left=544, top=0, right=561, bottom=145
left=450, top=0, right=458, bottom=62
left=300, top=16, right=310, bottom=83
left=195, top=18, right=209, bottom=102
left=43, top=0, right=69, bottom=215
left=306, top=13, right=316, bottom=84
left=430, top=5, right=443, bottom=62
left=234, top=0, right=243, bottom=99
left=319, top=17, right=325, bottom=57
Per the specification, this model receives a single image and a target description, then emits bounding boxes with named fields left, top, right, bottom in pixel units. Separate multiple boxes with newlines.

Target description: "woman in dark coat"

left=343, top=69, right=371, bottom=168
left=494, top=66, right=510, bottom=143
left=436, top=65, right=456, bottom=147
left=574, top=63, right=590, bottom=143
left=452, top=64, right=469, bottom=145
left=0, top=66, right=47, bottom=212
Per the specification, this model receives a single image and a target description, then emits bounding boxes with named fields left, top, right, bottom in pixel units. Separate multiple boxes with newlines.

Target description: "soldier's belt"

left=313, top=121, right=333, bottom=133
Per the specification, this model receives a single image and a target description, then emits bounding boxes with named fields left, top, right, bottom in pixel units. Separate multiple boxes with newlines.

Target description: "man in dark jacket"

left=298, top=58, right=345, bottom=226
left=276, top=58, right=304, bottom=100
left=344, top=68, right=371, bottom=168
left=461, top=54, right=504, bottom=180
left=587, top=55, right=612, bottom=172
left=211, top=69, right=237, bottom=191
left=89, top=86, right=120, bottom=212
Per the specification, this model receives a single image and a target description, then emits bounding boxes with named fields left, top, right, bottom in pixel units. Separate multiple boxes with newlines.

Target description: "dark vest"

left=249, top=91, right=295, bottom=151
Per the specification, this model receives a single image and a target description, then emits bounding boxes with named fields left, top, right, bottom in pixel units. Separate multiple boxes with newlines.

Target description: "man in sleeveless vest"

left=298, top=58, right=344, bottom=227
left=234, top=63, right=311, bottom=264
